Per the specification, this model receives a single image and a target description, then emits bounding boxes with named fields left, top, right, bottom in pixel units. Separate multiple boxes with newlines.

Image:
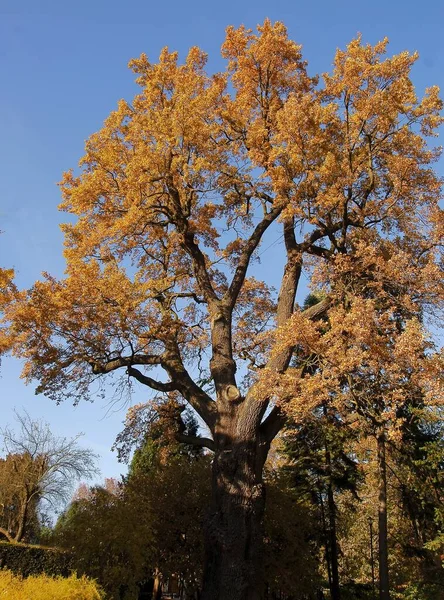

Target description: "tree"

left=121, top=401, right=210, bottom=599
left=276, top=251, right=443, bottom=600
left=53, top=478, right=154, bottom=600
left=0, top=452, right=42, bottom=543
left=262, top=468, right=322, bottom=599
left=282, top=411, right=361, bottom=599
left=1, top=21, right=442, bottom=599
left=0, top=411, right=98, bottom=543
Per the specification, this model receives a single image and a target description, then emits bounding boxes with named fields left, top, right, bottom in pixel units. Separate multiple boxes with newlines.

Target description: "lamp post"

left=368, top=516, right=376, bottom=599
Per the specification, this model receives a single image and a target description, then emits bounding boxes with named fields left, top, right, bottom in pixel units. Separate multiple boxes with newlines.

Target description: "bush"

left=0, top=541, right=72, bottom=577
left=0, top=570, right=105, bottom=600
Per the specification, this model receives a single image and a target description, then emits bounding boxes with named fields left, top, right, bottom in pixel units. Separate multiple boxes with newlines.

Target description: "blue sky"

left=1, top=0, right=443, bottom=500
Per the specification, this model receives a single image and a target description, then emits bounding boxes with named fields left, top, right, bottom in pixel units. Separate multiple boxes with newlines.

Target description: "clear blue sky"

left=1, top=0, right=443, bottom=499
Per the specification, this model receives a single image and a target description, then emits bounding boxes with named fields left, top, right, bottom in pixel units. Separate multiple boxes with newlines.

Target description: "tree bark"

left=14, top=496, right=29, bottom=543
left=323, top=404, right=341, bottom=600
left=323, top=444, right=341, bottom=600
left=377, top=431, right=390, bottom=600
left=326, top=479, right=341, bottom=600
left=201, top=436, right=266, bottom=600
left=152, top=570, right=162, bottom=600
left=318, top=489, right=333, bottom=593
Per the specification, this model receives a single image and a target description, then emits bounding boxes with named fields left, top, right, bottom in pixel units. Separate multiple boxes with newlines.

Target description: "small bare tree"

left=0, top=410, right=99, bottom=543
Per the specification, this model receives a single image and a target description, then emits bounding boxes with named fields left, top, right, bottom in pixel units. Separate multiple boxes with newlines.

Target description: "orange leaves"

left=221, top=20, right=312, bottom=170
left=0, top=268, right=16, bottom=307
left=0, top=267, right=17, bottom=354
left=222, top=20, right=307, bottom=102
left=1, top=21, right=442, bottom=424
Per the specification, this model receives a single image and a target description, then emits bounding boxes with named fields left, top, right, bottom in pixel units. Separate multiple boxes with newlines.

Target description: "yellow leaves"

left=221, top=20, right=312, bottom=170
left=2, top=20, right=443, bottom=422
left=0, top=268, right=19, bottom=355
left=0, top=268, right=15, bottom=304
left=0, top=570, right=105, bottom=600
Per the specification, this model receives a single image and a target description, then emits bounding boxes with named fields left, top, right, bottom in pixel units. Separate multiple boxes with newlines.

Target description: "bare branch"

left=0, top=411, right=99, bottom=542
left=260, top=406, right=287, bottom=443
left=175, top=432, right=215, bottom=452
left=0, top=526, right=13, bottom=543
left=126, top=366, right=177, bottom=392
left=163, top=342, right=217, bottom=429
left=301, top=296, right=331, bottom=321
left=90, top=354, right=162, bottom=375
left=226, top=203, right=283, bottom=308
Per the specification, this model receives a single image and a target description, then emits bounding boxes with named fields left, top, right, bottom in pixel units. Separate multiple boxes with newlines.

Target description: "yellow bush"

left=0, top=570, right=105, bottom=600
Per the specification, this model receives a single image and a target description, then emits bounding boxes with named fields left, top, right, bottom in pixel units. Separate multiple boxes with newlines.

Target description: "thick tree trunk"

left=376, top=432, right=390, bottom=600
left=201, top=439, right=266, bottom=600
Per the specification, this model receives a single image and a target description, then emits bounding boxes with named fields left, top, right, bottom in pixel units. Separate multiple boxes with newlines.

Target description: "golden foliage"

left=0, top=21, right=442, bottom=430
left=0, top=570, right=105, bottom=600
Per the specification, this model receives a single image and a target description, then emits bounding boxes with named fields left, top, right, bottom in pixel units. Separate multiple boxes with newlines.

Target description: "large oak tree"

left=1, top=21, right=442, bottom=599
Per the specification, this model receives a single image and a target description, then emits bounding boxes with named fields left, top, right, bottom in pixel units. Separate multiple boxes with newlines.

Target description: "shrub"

left=0, top=541, right=72, bottom=577
left=0, top=570, right=105, bottom=599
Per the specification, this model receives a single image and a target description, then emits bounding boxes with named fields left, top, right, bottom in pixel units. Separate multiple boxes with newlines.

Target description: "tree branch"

left=167, top=181, right=219, bottom=305
left=175, top=432, right=215, bottom=452
left=126, top=366, right=177, bottom=392
left=0, top=526, right=14, bottom=543
left=174, top=406, right=215, bottom=450
left=302, top=296, right=331, bottom=320
left=163, top=342, right=217, bottom=429
left=90, top=354, right=162, bottom=375
left=260, top=406, right=287, bottom=443
left=259, top=298, right=333, bottom=443
left=182, top=230, right=219, bottom=304
left=226, top=202, right=283, bottom=309
left=267, top=217, right=302, bottom=373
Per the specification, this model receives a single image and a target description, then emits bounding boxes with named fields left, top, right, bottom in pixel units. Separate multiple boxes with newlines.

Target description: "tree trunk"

left=376, top=431, right=390, bottom=600
left=152, top=570, right=162, bottom=600
left=14, top=497, right=29, bottom=543
left=326, top=480, right=341, bottom=600
left=318, top=488, right=332, bottom=593
left=322, top=404, right=340, bottom=600
left=201, top=438, right=266, bottom=600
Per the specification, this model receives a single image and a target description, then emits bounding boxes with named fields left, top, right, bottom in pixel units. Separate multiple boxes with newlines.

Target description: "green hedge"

left=0, top=541, right=73, bottom=577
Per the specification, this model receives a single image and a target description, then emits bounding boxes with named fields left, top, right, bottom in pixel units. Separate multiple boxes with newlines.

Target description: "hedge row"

left=0, top=541, right=73, bottom=577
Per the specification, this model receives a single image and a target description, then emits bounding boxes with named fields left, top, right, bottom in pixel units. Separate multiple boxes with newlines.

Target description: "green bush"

left=341, top=582, right=375, bottom=600
left=395, top=583, right=444, bottom=600
left=0, top=541, right=72, bottom=577
left=0, top=570, right=105, bottom=600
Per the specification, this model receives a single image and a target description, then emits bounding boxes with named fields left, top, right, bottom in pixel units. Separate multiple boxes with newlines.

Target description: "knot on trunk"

left=223, top=385, right=242, bottom=402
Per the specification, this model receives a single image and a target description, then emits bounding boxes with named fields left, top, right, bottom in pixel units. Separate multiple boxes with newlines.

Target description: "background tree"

left=0, top=453, right=43, bottom=543
left=275, top=246, right=443, bottom=600
left=1, top=21, right=442, bottom=600
left=262, top=467, right=323, bottom=600
left=282, top=412, right=361, bottom=600
left=0, top=411, right=98, bottom=543
left=52, top=478, right=153, bottom=600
